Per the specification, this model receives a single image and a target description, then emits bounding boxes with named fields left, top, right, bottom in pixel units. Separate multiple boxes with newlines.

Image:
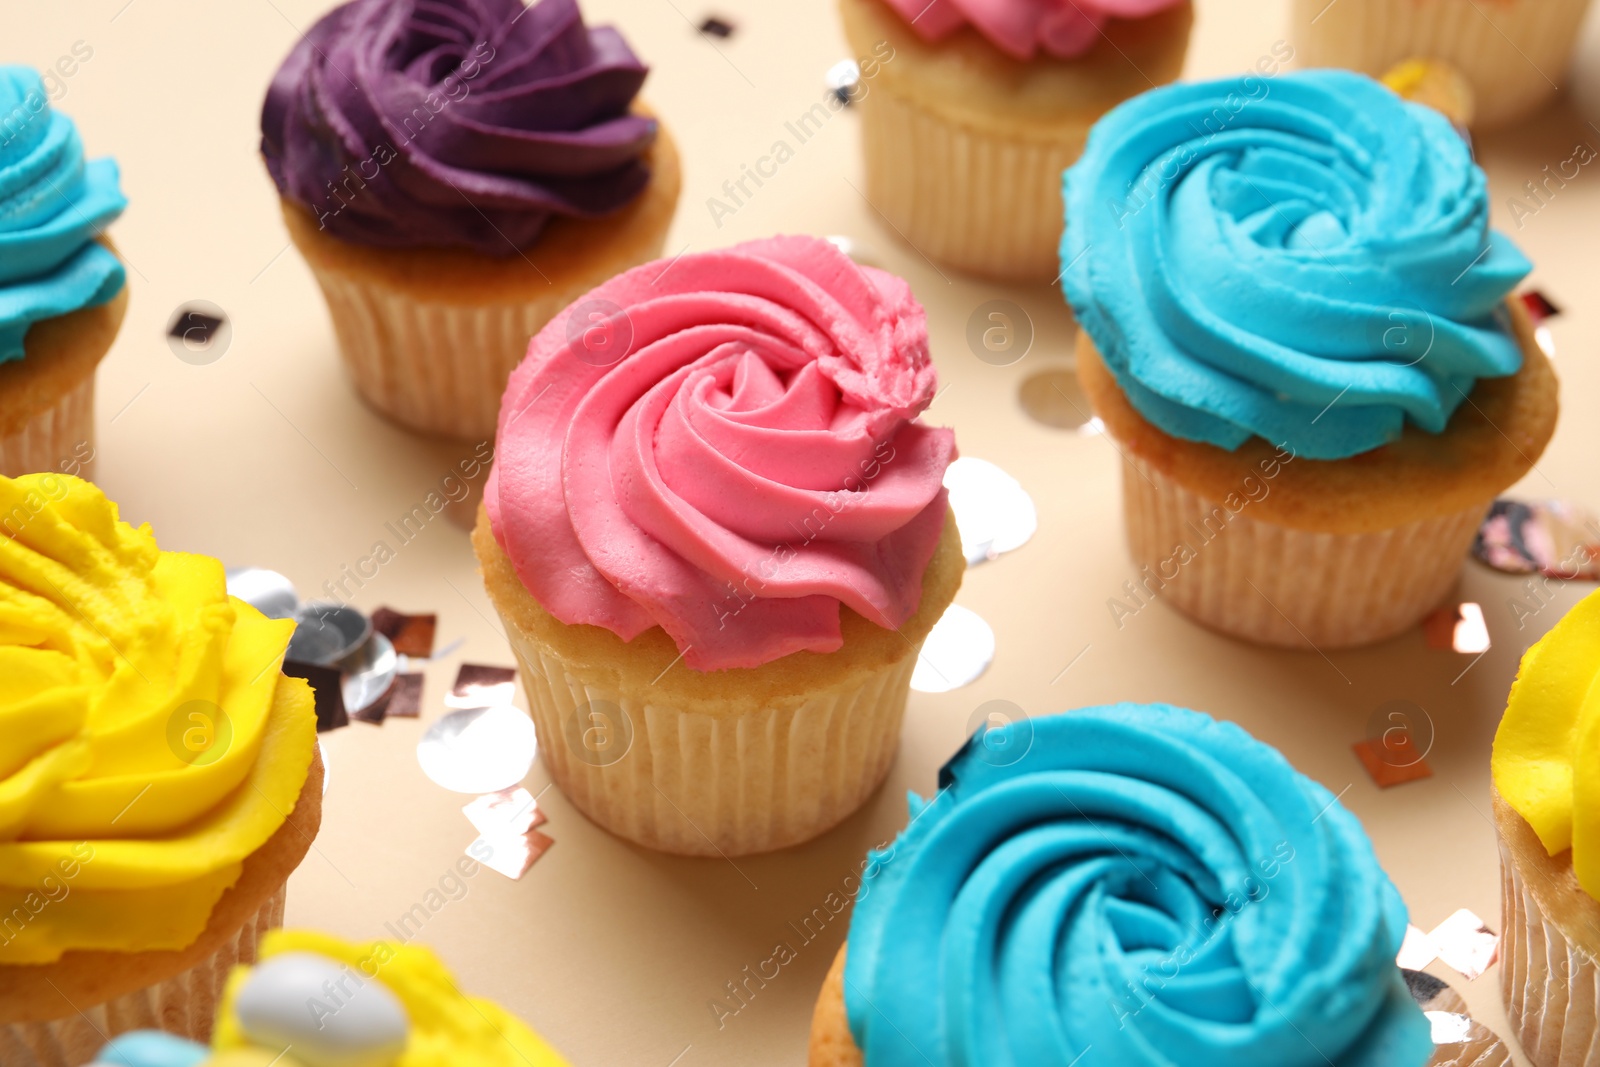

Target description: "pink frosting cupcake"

left=473, top=235, right=965, bottom=856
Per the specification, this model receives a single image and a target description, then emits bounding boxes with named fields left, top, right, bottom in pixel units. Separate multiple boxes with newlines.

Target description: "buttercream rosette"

left=0, top=474, right=316, bottom=965
left=487, top=234, right=955, bottom=672
left=261, top=0, right=656, bottom=253
left=828, top=704, right=1433, bottom=1066
left=1062, top=69, right=1529, bottom=462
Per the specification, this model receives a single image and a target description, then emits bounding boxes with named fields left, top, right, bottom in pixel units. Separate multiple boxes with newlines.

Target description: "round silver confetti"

left=944, top=457, right=1038, bottom=566
left=287, top=603, right=373, bottom=666
left=225, top=567, right=299, bottom=620
left=1017, top=367, right=1097, bottom=432
left=826, top=234, right=881, bottom=269
left=341, top=632, right=398, bottom=717
left=911, top=604, right=995, bottom=693
left=417, top=705, right=538, bottom=794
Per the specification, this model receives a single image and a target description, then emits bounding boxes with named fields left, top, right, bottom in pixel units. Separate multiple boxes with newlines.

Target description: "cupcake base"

left=839, top=0, right=1192, bottom=282
left=0, top=283, right=128, bottom=480
left=512, top=636, right=918, bottom=857
left=282, top=115, right=681, bottom=441
left=1076, top=297, right=1557, bottom=649
left=1495, top=787, right=1600, bottom=1067
left=855, top=77, right=1093, bottom=283
left=1292, top=0, right=1595, bottom=129
left=0, top=888, right=283, bottom=1067
left=473, top=506, right=965, bottom=858
left=1121, top=452, right=1488, bottom=648
left=0, top=752, right=324, bottom=1065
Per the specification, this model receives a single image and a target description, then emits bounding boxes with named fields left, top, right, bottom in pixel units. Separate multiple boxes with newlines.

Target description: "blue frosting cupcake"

left=0, top=65, right=125, bottom=361
left=808, top=704, right=1434, bottom=1066
left=0, top=64, right=127, bottom=478
left=1052, top=71, right=1556, bottom=650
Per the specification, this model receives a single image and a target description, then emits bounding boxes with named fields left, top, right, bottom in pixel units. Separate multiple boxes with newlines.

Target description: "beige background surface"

left=10, top=1, right=1600, bottom=1063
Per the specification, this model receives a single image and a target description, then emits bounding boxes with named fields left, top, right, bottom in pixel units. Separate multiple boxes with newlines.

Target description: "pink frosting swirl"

left=883, top=0, right=1184, bottom=60
left=485, top=236, right=956, bottom=671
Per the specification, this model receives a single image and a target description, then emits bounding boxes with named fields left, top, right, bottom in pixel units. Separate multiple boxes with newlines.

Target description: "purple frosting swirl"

left=261, top=0, right=656, bottom=255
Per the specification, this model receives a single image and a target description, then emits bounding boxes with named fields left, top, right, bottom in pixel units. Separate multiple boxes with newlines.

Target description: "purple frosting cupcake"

left=262, top=0, right=658, bottom=254
left=260, top=0, right=681, bottom=439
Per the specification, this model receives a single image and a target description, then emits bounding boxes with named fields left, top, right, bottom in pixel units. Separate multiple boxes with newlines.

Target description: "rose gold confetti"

left=1422, top=606, right=1459, bottom=650
left=1474, top=499, right=1600, bottom=580
left=1353, top=732, right=1433, bottom=788
left=447, top=664, right=517, bottom=708
left=372, top=608, right=438, bottom=658
left=463, top=787, right=545, bottom=837
left=1520, top=290, right=1561, bottom=323
left=468, top=830, right=554, bottom=880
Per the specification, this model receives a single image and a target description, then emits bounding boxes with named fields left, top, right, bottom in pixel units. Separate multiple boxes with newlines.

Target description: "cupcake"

left=808, top=704, right=1442, bottom=1066
left=838, top=0, right=1195, bottom=282
left=1290, top=0, right=1596, bottom=129
left=475, top=235, right=964, bottom=857
left=1492, top=587, right=1600, bottom=1066
left=0, top=66, right=128, bottom=479
left=261, top=0, right=681, bottom=441
left=1061, top=71, right=1558, bottom=649
left=0, top=475, right=322, bottom=1066
left=90, top=930, right=570, bottom=1067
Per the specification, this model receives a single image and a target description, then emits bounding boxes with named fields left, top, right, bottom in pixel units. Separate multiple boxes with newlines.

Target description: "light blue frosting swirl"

left=0, top=65, right=126, bottom=364
left=843, top=704, right=1433, bottom=1067
left=92, top=1031, right=208, bottom=1067
left=1060, top=70, right=1529, bottom=461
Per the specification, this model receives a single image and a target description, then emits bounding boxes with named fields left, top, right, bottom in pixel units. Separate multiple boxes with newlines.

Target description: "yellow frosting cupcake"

left=0, top=474, right=322, bottom=1067
left=1493, top=587, right=1600, bottom=1067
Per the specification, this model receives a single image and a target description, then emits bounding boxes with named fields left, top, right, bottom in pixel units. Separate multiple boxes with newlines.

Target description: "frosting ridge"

left=879, top=0, right=1187, bottom=60
left=0, top=65, right=126, bottom=363
left=486, top=235, right=955, bottom=671
left=1061, top=70, right=1530, bottom=460
left=0, top=475, right=315, bottom=964
left=261, top=0, right=657, bottom=254
left=1493, top=587, right=1600, bottom=899
left=843, top=703, right=1433, bottom=1066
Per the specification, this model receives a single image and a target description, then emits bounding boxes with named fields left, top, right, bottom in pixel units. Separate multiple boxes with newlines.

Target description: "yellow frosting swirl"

left=1493, top=587, right=1600, bottom=898
left=0, top=474, right=316, bottom=964
left=213, top=931, right=572, bottom=1066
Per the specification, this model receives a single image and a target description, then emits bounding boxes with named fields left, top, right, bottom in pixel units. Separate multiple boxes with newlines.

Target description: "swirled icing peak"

left=0, top=475, right=316, bottom=964
left=261, top=0, right=656, bottom=254
left=0, top=65, right=126, bottom=363
left=486, top=235, right=955, bottom=671
left=1061, top=70, right=1530, bottom=460
left=1493, top=587, right=1600, bottom=900
left=844, top=704, right=1432, bottom=1066
left=880, top=0, right=1186, bottom=60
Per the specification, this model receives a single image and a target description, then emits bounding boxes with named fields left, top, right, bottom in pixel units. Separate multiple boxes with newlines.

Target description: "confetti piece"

left=447, top=664, right=517, bottom=708
left=283, top=661, right=348, bottom=732
left=372, top=608, right=438, bottom=659
left=1353, top=732, right=1433, bottom=788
